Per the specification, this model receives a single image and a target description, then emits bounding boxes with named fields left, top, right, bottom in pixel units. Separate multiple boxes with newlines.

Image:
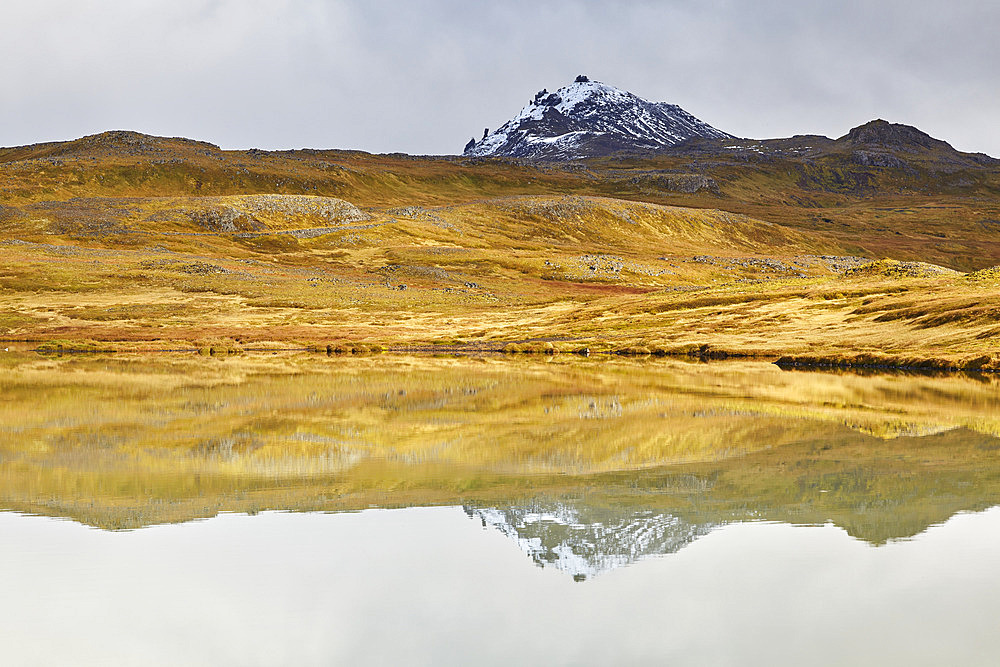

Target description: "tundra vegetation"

left=1, top=130, right=999, bottom=368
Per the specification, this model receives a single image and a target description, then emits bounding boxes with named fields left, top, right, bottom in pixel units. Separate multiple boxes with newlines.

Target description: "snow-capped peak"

left=512, top=78, right=633, bottom=123
left=464, top=75, right=732, bottom=160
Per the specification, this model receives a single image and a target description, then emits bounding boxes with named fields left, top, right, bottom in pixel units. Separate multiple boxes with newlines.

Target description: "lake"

left=2, top=351, right=1000, bottom=665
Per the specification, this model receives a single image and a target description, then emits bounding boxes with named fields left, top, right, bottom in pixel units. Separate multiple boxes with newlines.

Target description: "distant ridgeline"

left=462, top=75, right=1000, bottom=168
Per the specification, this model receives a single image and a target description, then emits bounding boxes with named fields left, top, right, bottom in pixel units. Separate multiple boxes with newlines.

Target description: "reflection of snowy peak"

left=464, top=75, right=732, bottom=160
left=465, top=501, right=717, bottom=580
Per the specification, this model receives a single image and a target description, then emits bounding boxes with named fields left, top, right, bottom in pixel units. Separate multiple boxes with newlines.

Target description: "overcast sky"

left=3, top=0, right=998, bottom=156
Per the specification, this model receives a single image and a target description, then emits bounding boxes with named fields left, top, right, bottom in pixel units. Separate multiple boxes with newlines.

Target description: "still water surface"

left=2, top=352, right=1000, bottom=665
left=3, top=507, right=1000, bottom=666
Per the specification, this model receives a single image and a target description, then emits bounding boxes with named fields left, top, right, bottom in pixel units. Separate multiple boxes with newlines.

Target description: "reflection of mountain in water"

left=465, top=501, right=717, bottom=580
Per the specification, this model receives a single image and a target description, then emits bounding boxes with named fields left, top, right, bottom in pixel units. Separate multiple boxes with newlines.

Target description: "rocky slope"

left=464, top=75, right=731, bottom=160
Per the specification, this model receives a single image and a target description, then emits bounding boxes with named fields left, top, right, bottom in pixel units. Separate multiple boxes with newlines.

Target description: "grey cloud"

left=1, top=0, right=997, bottom=156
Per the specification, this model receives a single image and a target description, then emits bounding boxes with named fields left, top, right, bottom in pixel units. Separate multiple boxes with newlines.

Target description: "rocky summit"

left=463, top=75, right=732, bottom=160
left=839, top=119, right=952, bottom=151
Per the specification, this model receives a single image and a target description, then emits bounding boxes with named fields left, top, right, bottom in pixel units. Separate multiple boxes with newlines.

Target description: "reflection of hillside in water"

left=466, top=426, right=1000, bottom=577
left=466, top=502, right=716, bottom=580
left=462, top=423, right=1000, bottom=579
left=2, top=353, right=1000, bottom=537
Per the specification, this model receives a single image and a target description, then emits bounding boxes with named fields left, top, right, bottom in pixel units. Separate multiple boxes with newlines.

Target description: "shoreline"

left=5, top=338, right=998, bottom=374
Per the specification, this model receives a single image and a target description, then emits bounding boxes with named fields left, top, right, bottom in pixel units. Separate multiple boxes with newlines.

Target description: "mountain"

left=463, top=75, right=732, bottom=160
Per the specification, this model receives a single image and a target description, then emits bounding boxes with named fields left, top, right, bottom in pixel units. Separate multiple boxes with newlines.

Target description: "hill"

left=0, top=124, right=998, bottom=366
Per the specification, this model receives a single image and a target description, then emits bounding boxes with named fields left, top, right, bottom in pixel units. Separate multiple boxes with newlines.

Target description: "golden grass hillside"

left=1, top=130, right=998, bottom=365
left=1, top=192, right=997, bottom=366
left=4, top=130, right=1000, bottom=269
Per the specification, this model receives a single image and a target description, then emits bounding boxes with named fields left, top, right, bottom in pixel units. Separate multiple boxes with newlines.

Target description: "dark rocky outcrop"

left=839, top=119, right=950, bottom=151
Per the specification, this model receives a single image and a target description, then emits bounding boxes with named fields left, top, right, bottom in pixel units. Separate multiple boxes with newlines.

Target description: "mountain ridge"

left=461, top=77, right=999, bottom=165
left=2, top=119, right=994, bottom=165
